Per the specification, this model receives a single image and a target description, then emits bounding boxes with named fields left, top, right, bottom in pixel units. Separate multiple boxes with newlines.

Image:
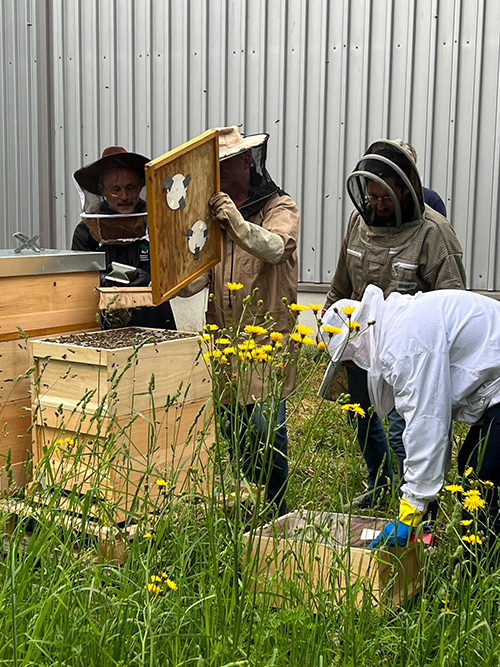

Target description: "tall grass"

left=0, top=313, right=499, bottom=666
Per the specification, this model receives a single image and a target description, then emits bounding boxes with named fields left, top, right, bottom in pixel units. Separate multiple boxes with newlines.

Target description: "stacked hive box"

left=30, top=329, right=213, bottom=521
left=243, top=511, right=423, bottom=609
left=0, top=250, right=104, bottom=490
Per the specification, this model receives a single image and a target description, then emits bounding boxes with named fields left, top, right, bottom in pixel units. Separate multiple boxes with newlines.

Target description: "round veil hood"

left=346, top=139, right=425, bottom=228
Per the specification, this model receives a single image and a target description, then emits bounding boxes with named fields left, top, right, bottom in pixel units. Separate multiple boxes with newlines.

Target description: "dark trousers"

left=346, top=365, right=405, bottom=489
left=221, top=400, right=288, bottom=515
left=458, top=404, right=500, bottom=539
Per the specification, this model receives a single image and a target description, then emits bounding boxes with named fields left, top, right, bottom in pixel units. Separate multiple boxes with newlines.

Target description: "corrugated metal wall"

left=2, top=0, right=500, bottom=290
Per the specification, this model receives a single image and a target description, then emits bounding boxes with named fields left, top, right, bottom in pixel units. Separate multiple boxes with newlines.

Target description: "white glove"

left=210, top=192, right=285, bottom=264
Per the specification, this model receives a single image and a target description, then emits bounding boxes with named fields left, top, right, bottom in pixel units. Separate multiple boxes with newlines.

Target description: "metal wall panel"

left=2, top=0, right=500, bottom=290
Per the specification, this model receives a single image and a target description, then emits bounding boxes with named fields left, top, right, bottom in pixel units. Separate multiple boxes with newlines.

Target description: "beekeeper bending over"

left=320, top=285, right=500, bottom=547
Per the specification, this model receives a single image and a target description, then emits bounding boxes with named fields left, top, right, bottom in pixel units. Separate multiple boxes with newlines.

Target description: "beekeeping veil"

left=218, top=126, right=284, bottom=217
left=318, top=285, right=395, bottom=417
left=346, top=139, right=424, bottom=228
left=73, top=147, right=150, bottom=245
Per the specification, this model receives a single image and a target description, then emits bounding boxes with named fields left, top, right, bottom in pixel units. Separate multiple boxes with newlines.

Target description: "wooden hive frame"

left=146, top=129, right=221, bottom=304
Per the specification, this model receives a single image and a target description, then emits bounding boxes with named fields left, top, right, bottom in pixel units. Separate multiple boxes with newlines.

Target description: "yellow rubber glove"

left=398, top=497, right=425, bottom=527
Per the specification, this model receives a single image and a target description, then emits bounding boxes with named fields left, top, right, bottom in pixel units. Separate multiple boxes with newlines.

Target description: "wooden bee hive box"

left=0, top=250, right=104, bottom=491
left=243, top=511, right=423, bottom=609
left=29, top=327, right=213, bottom=520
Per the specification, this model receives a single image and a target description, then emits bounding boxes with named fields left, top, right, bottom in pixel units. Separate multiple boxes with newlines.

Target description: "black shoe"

left=344, top=488, right=386, bottom=511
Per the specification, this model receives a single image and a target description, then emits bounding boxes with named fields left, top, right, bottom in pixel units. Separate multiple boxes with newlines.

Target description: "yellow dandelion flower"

left=198, top=334, right=211, bottom=342
left=341, top=403, right=366, bottom=418
left=274, top=341, right=283, bottom=349
left=481, top=480, right=494, bottom=487
left=321, top=324, right=343, bottom=335
left=463, top=489, right=481, bottom=497
left=203, top=324, right=219, bottom=332
left=288, top=303, right=308, bottom=312
left=216, top=337, right=231, bottom=345
left=462, top=534, right=483, bottom=545
left=276, top=362, right=284, bottom=369
left=143, top=533, right=153, bottom=539
left=146, top=583, right=162, bottom=596
left=463, top=495, right=485, bottom=512
left=160, top=572, right=169, bottom=579
left=317, top=341, right=326, bottom=351
left=348, top=320, right=360, bottom=331
left=202, top=352, right=212, bottom=361
left=244, top=324, right=268, bottom=336
left=212, top=349, right=223, bottom=358
left=296, top=324, right=314, bottom=336
left=238, top=339, right=256, bottom=350
left=308, top=304, right=323, bottom=313
left=261, top=344, right=273, bottom=352
left=64, top=437, right=75, bottom=447
left=460, top=519, right=473, bottom=526
left=151, top=575, right=162, bottom=583
left=226, top=282, right=244, bottom=291
left=302, top=336, right=316, bottom=346
left=156, top=479, right=168, bottom=488
left=341, top=305, right=356, bottom=316
left=166, top=579, right=178, bottom=591
left=224, top=346, right=236, bottom=355
left=464, top=467, right=473, bottom=478
left=290, top=333, right=303, bottom=343
left=220, top=355, right=229, bottom=364
left=270, top=332, right=283, bottom=342
left=444, top=484, right=464, bottom=494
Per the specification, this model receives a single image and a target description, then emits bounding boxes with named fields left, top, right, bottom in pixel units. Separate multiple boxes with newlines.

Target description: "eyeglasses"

left=367, top=194, right=394, bottom=204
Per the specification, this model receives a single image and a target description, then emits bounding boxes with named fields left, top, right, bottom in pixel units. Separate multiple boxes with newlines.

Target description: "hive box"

left=29, top=328, right=213, bottom=521
left=0, top=250, right=104, bottom=491
left=243, top=511, right=423, bottom=609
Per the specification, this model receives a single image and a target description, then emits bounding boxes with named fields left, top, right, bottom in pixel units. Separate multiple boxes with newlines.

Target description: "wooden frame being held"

left=146, top=129, right=221, bottom=304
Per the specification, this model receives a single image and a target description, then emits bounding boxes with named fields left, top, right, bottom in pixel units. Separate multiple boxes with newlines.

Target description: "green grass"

left=1, top=350, right=499, bottom=666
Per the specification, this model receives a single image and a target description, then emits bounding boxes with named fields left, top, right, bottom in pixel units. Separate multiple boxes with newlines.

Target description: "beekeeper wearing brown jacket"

left=185, top=126, right=300, bottom=515
left=324, top=139, right=466, bottom=509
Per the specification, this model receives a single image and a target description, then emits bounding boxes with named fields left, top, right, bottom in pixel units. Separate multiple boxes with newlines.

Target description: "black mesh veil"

left=236, top=136, right=284, bottom=218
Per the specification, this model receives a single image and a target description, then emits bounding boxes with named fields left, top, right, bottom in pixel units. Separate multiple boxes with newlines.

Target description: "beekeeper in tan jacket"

left=324, top=139, right=466, bottom=509
left=184, top=126, right=300, bottom=515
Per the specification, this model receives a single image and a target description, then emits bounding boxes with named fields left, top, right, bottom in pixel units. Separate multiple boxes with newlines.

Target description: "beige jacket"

left=207, top=193, right=300, bottom=402
left=325, top=206, right=466, bottom=308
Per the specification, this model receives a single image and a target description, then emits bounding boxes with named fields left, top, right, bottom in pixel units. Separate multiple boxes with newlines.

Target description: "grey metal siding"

left=2, top=0, right=500, bottom=290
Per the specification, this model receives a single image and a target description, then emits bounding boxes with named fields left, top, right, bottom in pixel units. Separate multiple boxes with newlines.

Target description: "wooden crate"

left=243, top=511, right=423, bottom=609
left=0, top=269, right=101, bottom=492
left=29, top=329, right=213, bottom=520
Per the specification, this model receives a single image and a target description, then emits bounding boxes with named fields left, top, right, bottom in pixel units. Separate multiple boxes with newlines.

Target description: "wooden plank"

left=0, top=461, right=30, bottom=491
left=32, top=398, right=214, bottom=519
left=0, top=398, right=32, bottom=464
left=32, top=357, right=107, bottom=413
left=146, top=129, right=221, bottom=303
left=0, top=338, right=31, bottom=403
left=0, top=272, right=100, bottom=338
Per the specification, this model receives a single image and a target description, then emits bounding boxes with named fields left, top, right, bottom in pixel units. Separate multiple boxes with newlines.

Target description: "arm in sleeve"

left=388, top=350, right=453, bottom=512
left=323, top=212, right=358, bottom=308
left=421, top=222, right=467, bottom=290
left=71, top=222, right=99, bottom=252
left=210, top=193, right=298, bottom=265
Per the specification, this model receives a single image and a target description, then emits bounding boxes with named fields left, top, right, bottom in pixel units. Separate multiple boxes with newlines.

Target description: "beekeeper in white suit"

left=320, top=284, right=500, bottom=547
